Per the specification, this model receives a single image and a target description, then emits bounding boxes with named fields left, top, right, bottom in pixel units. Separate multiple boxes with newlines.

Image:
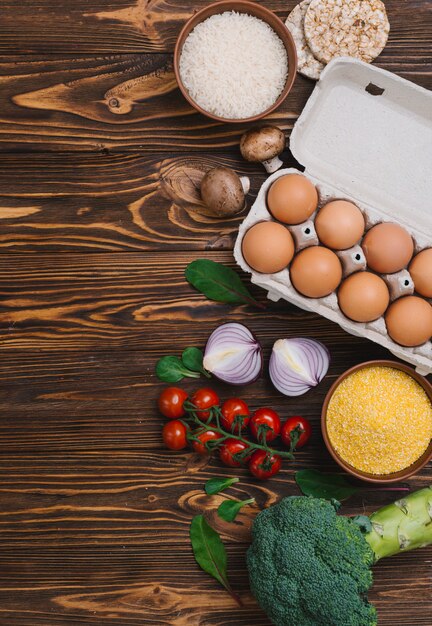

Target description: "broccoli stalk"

left=366, top=486, right=432, bottom=561
left=247, top=486, right=432, bottom=626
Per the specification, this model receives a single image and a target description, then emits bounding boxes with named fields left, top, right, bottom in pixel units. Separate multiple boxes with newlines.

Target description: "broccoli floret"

left=247, top=496, right=377, bottom=626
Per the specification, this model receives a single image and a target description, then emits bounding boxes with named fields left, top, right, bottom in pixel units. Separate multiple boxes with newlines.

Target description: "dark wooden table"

left=0, top=1, right=431, bottom=624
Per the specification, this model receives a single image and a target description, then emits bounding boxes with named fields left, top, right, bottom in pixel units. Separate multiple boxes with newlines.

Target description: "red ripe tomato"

left=249, top=408, right=281, bottom=443
left=162, top=420, right=188, bottom=450
left=221, top=398, right=250, bottom=433
left=248, top=450, right=282, bottom=480
left=158, top=387, right=188, bottom=419
left=191, top=388, right=220, bottom=420
left=281, top=416, right=312, bottom=450
left=219, top=438, right=250, bottom=468
left=192, top=430, right=222, bottom=455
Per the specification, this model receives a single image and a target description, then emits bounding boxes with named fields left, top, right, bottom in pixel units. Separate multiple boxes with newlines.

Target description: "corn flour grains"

left=327, top=366, right=432, bottom=474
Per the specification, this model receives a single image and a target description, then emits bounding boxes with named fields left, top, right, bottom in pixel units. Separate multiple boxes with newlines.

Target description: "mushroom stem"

left=240, top=176, right=250, bottom=195
left=262, top=155, right=283, bottom=174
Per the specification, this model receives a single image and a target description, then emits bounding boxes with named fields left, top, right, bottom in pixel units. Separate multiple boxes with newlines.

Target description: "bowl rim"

left=321, top=359, right=432, bottom=483
left=173, top=0, right=297, bottom=124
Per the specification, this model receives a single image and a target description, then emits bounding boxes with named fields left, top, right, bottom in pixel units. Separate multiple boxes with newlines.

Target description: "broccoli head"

left=247, top=496, right=377, bottom=626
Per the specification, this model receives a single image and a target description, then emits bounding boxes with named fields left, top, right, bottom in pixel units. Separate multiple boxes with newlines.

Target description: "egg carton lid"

left=290, top=57, right=432, bottom=235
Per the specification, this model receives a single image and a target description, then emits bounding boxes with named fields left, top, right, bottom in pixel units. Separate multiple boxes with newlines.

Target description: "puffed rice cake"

left=304, top=0, right=390, bottom=64
left=286, top=0, right=325, bottom=80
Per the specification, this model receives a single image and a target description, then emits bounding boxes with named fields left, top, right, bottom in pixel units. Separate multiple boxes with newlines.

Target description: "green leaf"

left=217, top=498, right=255, bottom=522
left=295, top=469, right=359, bottom=501
left=205, top=476, right=239, bottom=496
left=185, top=259, right=262, bottom=308
left=190, top=515, right=232, bottom=595
left=352, top=515, right=372, bottom=534
left=182, top=347, right=210, bottom=378
left=155, top=355, right=200, bottom=383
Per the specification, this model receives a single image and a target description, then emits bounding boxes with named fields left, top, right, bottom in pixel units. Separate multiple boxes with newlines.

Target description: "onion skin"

left=203, top=323, right=263, bottom=386
left=269, top=338, right=330, bottom=397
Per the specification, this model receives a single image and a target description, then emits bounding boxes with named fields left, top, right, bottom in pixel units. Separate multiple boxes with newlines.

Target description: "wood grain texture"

left=0, top=52, right=430, bottom=153
left=0, top=53, right=308, bottom=152
left=1, top=0, right=431, bottom=623
left=0, top=153, right=284, bottom=252
left=0, top=250, right=411, bottom=351
left=0, top=0, right=430, bottom=55
left=0, top=451, right=430, bottom=625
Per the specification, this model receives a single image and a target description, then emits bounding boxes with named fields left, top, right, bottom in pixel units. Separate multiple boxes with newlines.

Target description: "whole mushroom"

left=240, top=125, right=285, bottom=173
left=200, top=167, right=250, bottom=218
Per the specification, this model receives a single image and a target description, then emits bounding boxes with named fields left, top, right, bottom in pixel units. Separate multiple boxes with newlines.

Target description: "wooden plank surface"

left=0, top=0, right=431, bottom=624
left=0, top=0, right=430, bottom=55
left=0, top=54, right=430, bottom=153
left=0, top=153, right=280, bottom=251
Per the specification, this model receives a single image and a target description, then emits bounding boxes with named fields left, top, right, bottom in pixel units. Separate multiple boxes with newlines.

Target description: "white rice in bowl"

left=179, top=11, right=288, bottom=119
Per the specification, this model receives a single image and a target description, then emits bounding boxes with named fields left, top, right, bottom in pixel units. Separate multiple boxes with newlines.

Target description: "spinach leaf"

left=182, top=347, right=210, bottom=378
left=295, top=469, right=359, bottom=501
left=205, top=477, right=239, bottom=496
left=190, top=515, right=240, bottom=604
left=155, top=355, right=200, bottom=383
left=352, top=515, right=372, bottom=534
left=185, top=259, right=263, bottom=308
left=217, top=498, right=255, bottom=522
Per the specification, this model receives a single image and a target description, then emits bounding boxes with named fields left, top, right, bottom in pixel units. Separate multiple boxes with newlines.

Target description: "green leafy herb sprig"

left=295, top=469, right=410, bottom=502
left=185, top=259, right=265, bottom=309
left=156, top=346, right=210, bottom=383
left=190, top=515, right=240, bottom=604
left=190, top=477, right=255, bottom=606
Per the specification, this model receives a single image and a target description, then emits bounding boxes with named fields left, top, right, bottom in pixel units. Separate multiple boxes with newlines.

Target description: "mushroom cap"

left=200, top=167, right=246, bottom=217
left=240, top=125, right=285, bottom=163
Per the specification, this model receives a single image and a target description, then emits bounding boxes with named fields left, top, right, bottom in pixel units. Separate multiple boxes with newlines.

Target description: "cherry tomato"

left=191, top=388, right=220, bottom=420
left=249, top=408, right=281, bottom=443
left=219, top=438, right=250, bottom=468
left=158, top=387, right=188, bottom=419
left=192, top=429, right=222, bottom=455
left=248, top=450, right=282, bottom=480
left=281, top=416, right=312, bottom=450
left=162, top=420, right=188, bottom=450
left=221, top=398, right=250, bottom=433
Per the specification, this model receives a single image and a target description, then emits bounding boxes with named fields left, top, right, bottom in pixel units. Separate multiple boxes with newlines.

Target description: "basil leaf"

left=190, top=515, right=235, bottom=597
left=217, top=498, right=255, bottom=522
left=155, top=356, right=200, bottom=383
left=185, top=259, right=263, bottom=308
left=352, top=515, right=372, bottom=534
left=205, top=477, right=239, bottom=496
left=295, top=469, right=359, bottom=501
left=182, top=347, right=210, bottom=378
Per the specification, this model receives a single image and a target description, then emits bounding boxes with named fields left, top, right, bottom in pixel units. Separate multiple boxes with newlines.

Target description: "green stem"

left=365, top=486, right=432, bottom=562
left=183, top=403, right=294, bottom=460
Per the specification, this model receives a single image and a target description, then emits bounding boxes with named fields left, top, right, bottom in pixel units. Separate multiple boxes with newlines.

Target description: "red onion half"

left=269, top=338, right=330, bottom=396
left=203, top=323, right=262, bottom=385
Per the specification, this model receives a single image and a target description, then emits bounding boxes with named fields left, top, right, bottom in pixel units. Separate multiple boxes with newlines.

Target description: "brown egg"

left=290, top=246, right=342, bottom=298
left=362, top=222, right=414, bottom=274
left=409, top=249, right=432, bottom=298
left=338, top=272, right=389, bottom=322
left=315, top=200, right=365, bottom=250
left=267, top=174, right=318, bottom=225
left=385, top=296, right=432, bottom=347
left=241, top=221, right=294, bottom=274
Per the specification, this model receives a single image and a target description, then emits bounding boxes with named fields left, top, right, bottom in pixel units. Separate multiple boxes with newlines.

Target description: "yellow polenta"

left=326, top=366, right=432, bottom=475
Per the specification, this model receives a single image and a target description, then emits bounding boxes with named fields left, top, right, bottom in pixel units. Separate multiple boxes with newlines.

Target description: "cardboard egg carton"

left=234, top=58, right=432, bottom=375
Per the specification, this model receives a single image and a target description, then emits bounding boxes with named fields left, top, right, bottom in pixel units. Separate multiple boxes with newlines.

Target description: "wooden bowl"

left=321, top=360, right=432, bottom=483
left=173, top=0, right=297, bottom=123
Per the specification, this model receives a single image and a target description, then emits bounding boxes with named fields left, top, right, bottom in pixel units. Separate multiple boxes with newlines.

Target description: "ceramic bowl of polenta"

left=321, top=360, right=432, bottom=483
